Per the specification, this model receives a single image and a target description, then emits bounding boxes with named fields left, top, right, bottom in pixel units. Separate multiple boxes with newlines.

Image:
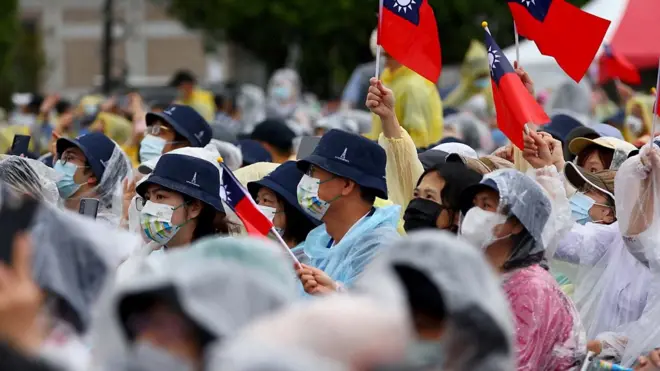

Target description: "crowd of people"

left=1, top=28, right=660, bottom=371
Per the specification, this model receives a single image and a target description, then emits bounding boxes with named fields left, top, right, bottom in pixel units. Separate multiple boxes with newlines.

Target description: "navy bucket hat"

left=296, top=129, right=388, bottom=199
left=247, top=161, right=321, bottom=226
left=238, top=139, right=272, bottom=166
left=146, top=104, right=212, bottom=147
left=136, top=153, right=224, bottom=213
left=56, top=132, right=116, bottom=181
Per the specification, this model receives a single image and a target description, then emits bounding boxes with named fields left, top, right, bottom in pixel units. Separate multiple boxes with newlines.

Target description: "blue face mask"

left=474, top=77, right=490, bottom=89
left=54, top=160, right=84, bottom=199
left=139, top=135, right=167, bottom=162
left=569, top=193, right=595, bottom=225
left=271, top=86, right=291, bottom=101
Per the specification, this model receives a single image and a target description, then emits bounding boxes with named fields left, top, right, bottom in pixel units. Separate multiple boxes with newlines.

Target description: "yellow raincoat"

left=444, top=40, right=494, bottom=113
left=175, top=88, right=217, bottom=123
left=623, top=95, right=654, bottom=144
left=368, top=66, right=443, bottom=148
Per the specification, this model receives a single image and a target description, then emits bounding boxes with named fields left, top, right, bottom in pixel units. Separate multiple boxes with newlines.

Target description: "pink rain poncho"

left=474, top=169, right=587, bottom=370
left=504, top=264, right=585, bottom=370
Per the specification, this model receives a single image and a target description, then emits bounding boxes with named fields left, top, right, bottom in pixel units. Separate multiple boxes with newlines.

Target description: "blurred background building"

left=18, top=0, right=267, bottom=98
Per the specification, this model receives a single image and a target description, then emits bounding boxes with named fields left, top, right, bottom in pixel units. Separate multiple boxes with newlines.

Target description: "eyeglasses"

left=145, top=123, right=174, bottom=136
left=60, top=151, right=89, bottom=167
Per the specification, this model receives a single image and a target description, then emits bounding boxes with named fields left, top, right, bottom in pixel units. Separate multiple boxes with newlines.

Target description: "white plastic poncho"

left=65, top=141, right=133, bottom=227
left=0, top=183, right=142, bottom=371
left=91, top=236, right=299, bottom=370
left=210, top=294, right=409, bottom=371
left=0, top=155, right=60, bottom=204
left=599, top=142, right=660, bottom=367
left=355, top=230, right=515, bottom=371
left=533, top=164, right=651, bottom=339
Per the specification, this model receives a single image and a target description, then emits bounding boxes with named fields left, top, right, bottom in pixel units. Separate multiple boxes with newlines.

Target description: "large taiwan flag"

left=508, top=0, right=610, bottom=82
left=378, top=0, right=442, bottom=82
left=485, top=28, right=549, bottom=149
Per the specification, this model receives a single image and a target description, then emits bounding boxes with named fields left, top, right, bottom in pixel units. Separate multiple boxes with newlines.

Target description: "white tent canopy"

left=503, top=0, right=629, bottom=92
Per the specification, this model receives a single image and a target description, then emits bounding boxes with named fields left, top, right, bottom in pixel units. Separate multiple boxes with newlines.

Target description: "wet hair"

left=170, top=70, right=196, bottom=86
left=393, top=264, right=446, bottom=328
left=182, top=194, right=232, bottom=240
left=577, top=144, right=614, bottom=170
left=280, top=198, right=317, bottom=245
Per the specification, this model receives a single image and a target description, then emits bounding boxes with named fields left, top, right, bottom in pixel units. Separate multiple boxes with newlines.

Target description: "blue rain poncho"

left=301, top=205, right=400, bottom=286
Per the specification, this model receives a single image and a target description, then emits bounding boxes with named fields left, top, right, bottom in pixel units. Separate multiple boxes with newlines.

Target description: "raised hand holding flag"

left=484, top=21, right=549, bottom=150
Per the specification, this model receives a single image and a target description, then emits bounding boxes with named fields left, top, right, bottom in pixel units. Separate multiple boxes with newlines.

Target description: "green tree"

left=162, top=0, right=589, bottom=98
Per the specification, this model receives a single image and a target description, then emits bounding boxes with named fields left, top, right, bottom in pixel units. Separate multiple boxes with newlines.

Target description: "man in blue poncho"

left=295, top=129, right=400, bottom=293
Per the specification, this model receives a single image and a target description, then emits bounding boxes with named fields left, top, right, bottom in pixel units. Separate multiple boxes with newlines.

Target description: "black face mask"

left=404, top=198, right=452, bottom=233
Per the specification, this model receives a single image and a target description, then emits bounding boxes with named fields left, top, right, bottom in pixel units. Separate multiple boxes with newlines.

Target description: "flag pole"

left=514, top=22, right=520, bottom=66
left=375, top=0, right=384, bottom=78
left=270, top=225, right=302, bottom=269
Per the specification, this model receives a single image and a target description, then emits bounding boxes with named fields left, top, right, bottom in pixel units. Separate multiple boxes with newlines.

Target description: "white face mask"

left=460, top=207, right=509, bottom=249
left=257, top=204, right=277, bottom=222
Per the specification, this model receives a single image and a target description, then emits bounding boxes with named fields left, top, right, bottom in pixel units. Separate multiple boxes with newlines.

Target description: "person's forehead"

left=258, top=187, right=277, bottom=198
left=153, top=119, right=174, bottom=130
left=64, top=146, right=85, bottom=157
left=146, top=184, right=173, bottom=194
left=311, top=165, right=332, bottom=177
left=585, top=188, right=608, bottom=201
left=475, top=188, right=499, bottom=200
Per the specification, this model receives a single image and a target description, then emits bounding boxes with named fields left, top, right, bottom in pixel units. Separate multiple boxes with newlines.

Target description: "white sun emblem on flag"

left=220, top=183, right=231, bottom=202
left=520, top=0, right=536, bottom=6
left=488, top=46, right=500, bottom=75
left=393, top=0, right=416, bottom=13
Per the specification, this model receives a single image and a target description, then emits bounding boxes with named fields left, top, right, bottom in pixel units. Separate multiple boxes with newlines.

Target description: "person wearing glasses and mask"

left=139, top=104, right=212, bottom=164
left=248, top=161, right=321, bottom=264
left=54, top=132, right=131, bottom=225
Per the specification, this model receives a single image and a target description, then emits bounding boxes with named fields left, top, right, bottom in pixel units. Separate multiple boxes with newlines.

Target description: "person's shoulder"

left=506, top=266, right=562, bottom=298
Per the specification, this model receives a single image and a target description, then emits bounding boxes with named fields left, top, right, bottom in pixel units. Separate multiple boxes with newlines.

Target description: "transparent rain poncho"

left=443, top=111, right=495, bottom=153
left=545, top=79, right=592, bottom=118
left=477, top=169, right=587, bottom=370
left=91, top=236, right=299, bottom=370
left=210, top=294, right=409, bottom=371
left=355, top=230, right=515, bottom=371
left=0, top=155, right=60, bottom=204
left=0, top=182, right=142, bottom=333
left=206, top=139, right=243, bottom=171
left=236, top=84, right=266, bottom=134
left=60, top=142, right=133, bottom=227
left=597, top=142, right=660, bottom=367
left=550, top=168, right=651, bottom=340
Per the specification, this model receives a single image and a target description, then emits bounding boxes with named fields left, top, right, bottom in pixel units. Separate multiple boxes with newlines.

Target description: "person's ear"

left=603, top=207, right=616, bottom=224
left=510, top=218, right=524, bottom=235
left=341, top=179, right=356, bottom=196
left=186, top=200, right=204, bottom=219
left=86, top=172, right=98, bottom=186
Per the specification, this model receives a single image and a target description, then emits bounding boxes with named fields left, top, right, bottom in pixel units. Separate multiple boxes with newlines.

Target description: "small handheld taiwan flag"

left=508, top=0, right=610, bottom=82
left=378, top=0, right=441, bottom=82
left=220, top=163, right=273, bottom=236
left=484, top=22, right=549, bottom=149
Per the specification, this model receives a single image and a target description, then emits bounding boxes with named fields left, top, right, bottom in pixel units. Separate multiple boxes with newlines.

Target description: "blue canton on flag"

left=603, top=44, right=613, bottom=58
left=507, top=0, right=552, bottom=21
left=485, top=32, right=515, bottom=85
left=383, top=0, right=423, bottom=26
